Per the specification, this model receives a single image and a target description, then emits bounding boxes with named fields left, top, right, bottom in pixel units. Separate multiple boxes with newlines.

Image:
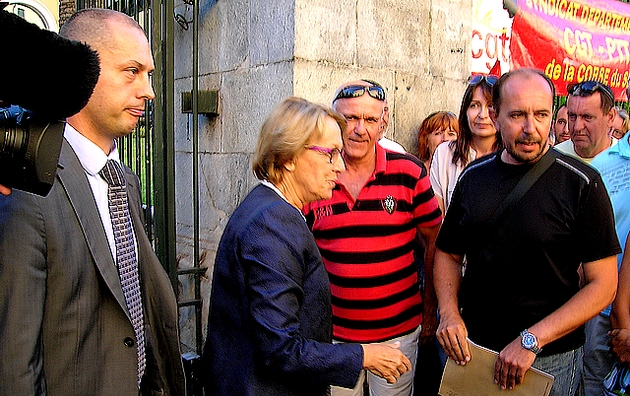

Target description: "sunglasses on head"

left=567, top=81, right=614, bottom=102
left=333, top=85, right=386, bottom=102
left=468, top=75, right=498, bottom=86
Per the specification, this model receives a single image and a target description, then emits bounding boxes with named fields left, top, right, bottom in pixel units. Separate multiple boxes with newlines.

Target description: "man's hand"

left=609, top=328, right=630, bottom=364
left=436, top=311, right=470, bottom=365
left=0, top=184, right=11, bottom=196
left=494, top=338, right=536, bottom=390
left=361, top=342, right=412, bottom=384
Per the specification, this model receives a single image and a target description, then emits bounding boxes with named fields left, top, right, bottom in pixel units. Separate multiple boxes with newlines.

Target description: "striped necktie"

left=99, top=159, right=146, bottom=386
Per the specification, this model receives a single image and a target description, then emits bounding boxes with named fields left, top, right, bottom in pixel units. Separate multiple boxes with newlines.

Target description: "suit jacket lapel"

left=124, top=168, right=150, bottom=276
left=56, top=139, right=131, bottom=319
left=124, top=167, right=158, bottom=289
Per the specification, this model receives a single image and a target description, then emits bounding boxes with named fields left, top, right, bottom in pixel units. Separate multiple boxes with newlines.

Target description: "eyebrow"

left=121, top=59, right=154, bottom=71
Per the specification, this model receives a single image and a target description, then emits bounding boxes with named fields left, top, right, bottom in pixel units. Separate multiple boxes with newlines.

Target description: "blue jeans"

left=582, top=314, right=614, bottom=396
left=532, top=347, right=583, bottom=396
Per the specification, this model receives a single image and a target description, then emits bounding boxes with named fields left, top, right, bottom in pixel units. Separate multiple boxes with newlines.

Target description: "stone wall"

left=169, top=0, right=472, bottom=352
left=292, top=0, right=470, bottom=154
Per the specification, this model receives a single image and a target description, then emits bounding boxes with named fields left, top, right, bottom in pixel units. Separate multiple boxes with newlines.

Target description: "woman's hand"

left=361, top=342, right=412, bottom=384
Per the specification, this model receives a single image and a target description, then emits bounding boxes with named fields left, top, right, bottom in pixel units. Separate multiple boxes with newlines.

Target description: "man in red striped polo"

left=304, top=80, right=442, bottom=396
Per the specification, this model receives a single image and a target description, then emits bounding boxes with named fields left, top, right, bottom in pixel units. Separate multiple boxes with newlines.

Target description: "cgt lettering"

left=472, top=29, right=510, bottom=69
left=564, top=27, right=593, bottom=58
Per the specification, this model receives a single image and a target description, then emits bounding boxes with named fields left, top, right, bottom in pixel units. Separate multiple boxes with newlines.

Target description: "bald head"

left=60, top=9, right=145, bottom=52
left=492, top=68, right=555, bottom=116
left=61, top=8, right=155, bottom=153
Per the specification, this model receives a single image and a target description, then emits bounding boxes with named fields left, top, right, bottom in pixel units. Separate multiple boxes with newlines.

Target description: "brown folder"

left=438, top=340, right=554, bottom=396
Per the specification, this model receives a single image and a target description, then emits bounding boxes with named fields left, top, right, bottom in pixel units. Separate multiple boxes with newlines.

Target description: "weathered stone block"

left=220, top=63, right=294, bottom=153
left=294, top=0, right=356, bottom=64
left=357, top=0, right=431, bottom=72
left=250, top=0, right=295, bottom=65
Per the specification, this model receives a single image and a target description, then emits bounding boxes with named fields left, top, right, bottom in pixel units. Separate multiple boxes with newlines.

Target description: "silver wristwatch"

left=520, top=329, right=542, bottom=355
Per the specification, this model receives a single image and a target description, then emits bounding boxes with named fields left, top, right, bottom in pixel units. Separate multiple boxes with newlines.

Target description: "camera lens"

left=0, top=105, right=65, bottom=196
left=0, top=125, right=29, bottom=159
left=0, top=105, right=29, bottom=159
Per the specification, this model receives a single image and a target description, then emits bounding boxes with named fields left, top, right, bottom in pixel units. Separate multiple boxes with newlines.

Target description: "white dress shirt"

left=64, top=124, right=133, bottom=263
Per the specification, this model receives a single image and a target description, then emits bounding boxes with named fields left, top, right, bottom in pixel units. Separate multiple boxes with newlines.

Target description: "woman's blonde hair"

left=615, top=106, right=630, bottom=133
left=253, top=97, right=346, bottom=184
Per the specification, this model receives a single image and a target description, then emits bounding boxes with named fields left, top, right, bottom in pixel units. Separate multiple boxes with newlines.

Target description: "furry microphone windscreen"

left=0, top=10, right=101, bottom=120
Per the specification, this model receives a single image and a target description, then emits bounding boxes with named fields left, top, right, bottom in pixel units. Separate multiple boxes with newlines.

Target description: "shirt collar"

left=374, top=142, right=387, bottom=175
left=259, top=180, right=306, bottom=222
left=597, top=135, right=628, bottom=159
left=64, top=124, right=121, bottom=175
left=613, top=134, right=630, bottom=159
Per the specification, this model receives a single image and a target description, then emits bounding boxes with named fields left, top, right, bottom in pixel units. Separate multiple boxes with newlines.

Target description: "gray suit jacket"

left=0, top=140, right=185, bottom=395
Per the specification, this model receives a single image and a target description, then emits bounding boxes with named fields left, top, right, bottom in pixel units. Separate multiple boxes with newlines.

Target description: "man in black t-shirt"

left=434, top=68, right=620, bottom=396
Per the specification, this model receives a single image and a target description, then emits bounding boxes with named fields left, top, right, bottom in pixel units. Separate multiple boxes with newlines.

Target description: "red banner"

left=510, top=0, right=630, bottom=100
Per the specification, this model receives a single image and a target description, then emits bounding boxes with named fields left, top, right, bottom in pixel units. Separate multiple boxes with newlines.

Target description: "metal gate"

left=72, top=0, right=205, bottom=393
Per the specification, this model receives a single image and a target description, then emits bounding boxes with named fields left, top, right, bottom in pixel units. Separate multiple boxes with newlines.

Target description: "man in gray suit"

left=0, top=9, right=185, bottom=395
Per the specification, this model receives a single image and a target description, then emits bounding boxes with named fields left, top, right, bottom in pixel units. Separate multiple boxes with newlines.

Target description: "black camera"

left=0, top=9, right=100, bottom=196
left=0, top=105, right=65, bottom=196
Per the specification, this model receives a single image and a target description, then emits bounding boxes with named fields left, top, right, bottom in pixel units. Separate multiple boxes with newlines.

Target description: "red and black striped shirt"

left=305, top=145, right=442, bottom=342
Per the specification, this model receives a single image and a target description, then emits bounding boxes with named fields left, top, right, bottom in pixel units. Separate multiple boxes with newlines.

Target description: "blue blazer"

left=203, top=184, right=362, bottom=395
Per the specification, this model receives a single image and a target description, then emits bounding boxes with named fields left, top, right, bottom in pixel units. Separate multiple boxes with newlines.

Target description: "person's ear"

left=377, top=124, right=386, bottom=140
left=607, top=107, right=617, bottom=126
left=283, top=159, right=296, bottom=172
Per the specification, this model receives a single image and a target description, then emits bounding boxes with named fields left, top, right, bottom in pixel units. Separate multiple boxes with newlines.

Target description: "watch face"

left=522, top=333, right=536, bottom=348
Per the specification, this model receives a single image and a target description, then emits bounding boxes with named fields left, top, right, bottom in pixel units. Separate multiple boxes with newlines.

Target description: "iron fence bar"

left=178, top=299, right=204, bottom=307
left=172, top=0, right=204, bottom=359
left=152, top=0, right=177, bottom=290
left=192, top=0, right=203, bottom=357
left=141, top=3, right=154, bottom=240
left=178, top=267, right=207, bottom=275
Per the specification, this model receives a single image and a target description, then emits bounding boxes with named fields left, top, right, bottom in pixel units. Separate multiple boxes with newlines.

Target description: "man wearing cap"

left=304, top=80, right=442, bottom=395
left=554, top=80, right=618, bottom=163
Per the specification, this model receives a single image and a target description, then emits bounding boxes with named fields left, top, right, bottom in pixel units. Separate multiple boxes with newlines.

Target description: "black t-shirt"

left=436, top=148, right=621, bottom=356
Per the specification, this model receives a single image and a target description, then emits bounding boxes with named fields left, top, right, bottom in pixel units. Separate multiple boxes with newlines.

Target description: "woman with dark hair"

left=202, top=97, right=411, bottom=396
left=430, top=76, right=502, bottom=214
left=417, top=111, right=459, bottom=173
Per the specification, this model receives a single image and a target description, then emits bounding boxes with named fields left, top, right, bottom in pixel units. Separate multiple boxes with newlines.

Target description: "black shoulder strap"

left=487, top=149, right=557, bottom=229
